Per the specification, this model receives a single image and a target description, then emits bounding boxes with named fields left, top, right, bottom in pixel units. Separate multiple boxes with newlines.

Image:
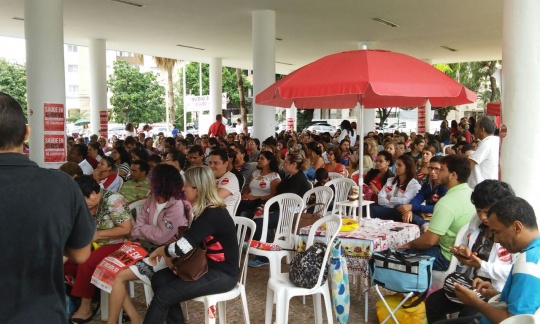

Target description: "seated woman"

left=93, top=156, right=122, bottom=192
left=406, top=138, right=425, bottom=164
left=415, top=145, right=436, bottom=185
left=363, top=151, right=395, bottom=202
left=144, top=166, right=239, bottom=323
left=305, top=142, right=325, bottom=181
left=324, top=147, right=347, bottom=176
left=369, top=155, right=421, bottom=220
left=111, top=146, right=132, bottom=181
left=66, top=176, right=132, bottom=323
left=105, top=164, right=191, bottom=324
left=237, top=151, right=281, bottom=219
left=426, top=180, right=516, bottom=323
left=397, top=156, right=448, bottom=231
left=249, top=151, right=311, bottom=267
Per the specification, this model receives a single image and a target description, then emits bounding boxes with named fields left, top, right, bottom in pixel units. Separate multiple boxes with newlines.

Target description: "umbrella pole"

left=357, top=103, right=363, bottom=219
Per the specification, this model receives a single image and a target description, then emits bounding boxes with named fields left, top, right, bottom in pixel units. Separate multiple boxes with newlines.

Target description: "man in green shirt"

left=398, top=154, right=475, bottom=271
left=119, top=160, right=151, bottom=204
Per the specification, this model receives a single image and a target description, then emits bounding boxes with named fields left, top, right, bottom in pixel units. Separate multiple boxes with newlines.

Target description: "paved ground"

left=88, top=260, right=388, bottom=323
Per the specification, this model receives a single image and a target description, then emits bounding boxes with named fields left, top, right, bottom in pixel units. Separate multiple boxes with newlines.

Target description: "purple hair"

left=150, top=164, right=185, bottom=201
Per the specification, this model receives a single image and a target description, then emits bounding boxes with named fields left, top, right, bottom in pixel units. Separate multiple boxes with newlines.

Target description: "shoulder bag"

left=171, top=226, right=208, bottom=281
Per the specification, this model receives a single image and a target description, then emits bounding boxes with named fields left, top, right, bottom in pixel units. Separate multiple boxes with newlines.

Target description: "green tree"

left=108, top=60, right=166, bottom=127
left=153, top=57, right=178, bottom=125
left=0, top=58, right=27, bottom=115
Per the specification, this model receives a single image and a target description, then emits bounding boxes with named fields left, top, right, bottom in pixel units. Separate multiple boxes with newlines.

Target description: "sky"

left=0, top=36, right=26, bottom=64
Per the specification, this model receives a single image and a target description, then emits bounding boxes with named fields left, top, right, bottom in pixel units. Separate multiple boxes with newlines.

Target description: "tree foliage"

left=0, top=58, right=27, bottom=115
left=108, top=60, right=166, bottom=127
left=174, top=62, right=253, bottom=126
left=153, top=57, right=178, bottom=124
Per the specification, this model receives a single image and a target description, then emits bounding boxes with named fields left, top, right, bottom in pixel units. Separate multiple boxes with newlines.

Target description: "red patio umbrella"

left=256, top=49, right=476, bottom=109
left=255, top=49, right=476, bottom=223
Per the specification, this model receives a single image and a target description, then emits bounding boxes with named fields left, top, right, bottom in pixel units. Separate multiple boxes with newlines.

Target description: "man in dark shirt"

left=0, top=92, right=96, bottom=323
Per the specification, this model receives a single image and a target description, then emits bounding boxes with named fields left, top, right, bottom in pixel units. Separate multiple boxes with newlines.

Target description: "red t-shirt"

left=209, top=121, right=226, bottom=137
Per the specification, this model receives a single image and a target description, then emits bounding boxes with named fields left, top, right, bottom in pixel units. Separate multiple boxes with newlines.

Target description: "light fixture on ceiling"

left=12, top=17, right=24, bottom=21
left=110, top=0, right=144, bottom=8
left=176, top=44, right=205, bottom=51
left=371, top=17, right=399, bottom=28
left=275, top=38, right=283, bottom=41
left=277, top=62, right=293, bottom=66
left=440, top=45, right=458, bottom=52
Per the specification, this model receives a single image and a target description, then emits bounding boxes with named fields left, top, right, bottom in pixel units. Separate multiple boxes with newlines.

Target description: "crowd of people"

left=2, top=89, right=540, bottom=324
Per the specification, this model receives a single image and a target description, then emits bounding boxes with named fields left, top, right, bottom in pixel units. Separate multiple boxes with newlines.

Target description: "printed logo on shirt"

left=260, top=181, right=267, bottom=189
left=432, top=193, right=439, bottom=202
left=221, top=178, right=229, bottom=185
left=497, top=246, right=512, bottom=263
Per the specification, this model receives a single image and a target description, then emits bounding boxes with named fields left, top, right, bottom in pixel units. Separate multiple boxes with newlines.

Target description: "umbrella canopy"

left=256, top=49, right=476, bottom=109
left=74, top=119, right=91, bottom=126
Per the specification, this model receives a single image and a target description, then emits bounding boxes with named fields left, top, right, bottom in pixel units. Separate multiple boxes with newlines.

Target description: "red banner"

left=43, top=103, right=65, bottom=132
left=44, top=134, right=66, bottom=163
left=99, top=111, right=108, bottom=138
left=417, top=106, right=426, bottom=134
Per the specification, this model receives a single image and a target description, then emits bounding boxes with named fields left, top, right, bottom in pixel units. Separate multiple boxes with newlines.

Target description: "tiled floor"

left=88, top=261, right=385, bottom=323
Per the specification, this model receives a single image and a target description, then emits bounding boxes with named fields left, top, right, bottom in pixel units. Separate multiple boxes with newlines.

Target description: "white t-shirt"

left=249, top=170, right=281, bottom=197
left=78, top=159, right=94, bottom=175
left=338, top=128, right=356, bottom=148
left=216, top=171, right=240, bottom=217
left=468, top=135, right=499, bottom=189
left=236, top=124, right=243, bottom=134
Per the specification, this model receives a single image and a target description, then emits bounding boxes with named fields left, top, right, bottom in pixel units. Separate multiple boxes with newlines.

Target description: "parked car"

left=305, top=124, right=337, bottom=136
left=107, top=125, right=125, bottom=140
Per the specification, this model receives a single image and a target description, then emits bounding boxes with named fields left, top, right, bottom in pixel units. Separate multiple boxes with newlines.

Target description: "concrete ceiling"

left=0, top=0, right=503, bottom=74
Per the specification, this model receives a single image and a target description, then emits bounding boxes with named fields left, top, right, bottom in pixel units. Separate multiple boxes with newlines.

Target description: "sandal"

left=70, top=315, right=93, bottom=324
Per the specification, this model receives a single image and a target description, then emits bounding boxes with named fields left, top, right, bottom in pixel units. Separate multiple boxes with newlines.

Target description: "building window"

left=68, top=65, right=78, bottom=72
left=67, top=45, right=78, bottom=52
left=68, top=85, right=79, bottom=93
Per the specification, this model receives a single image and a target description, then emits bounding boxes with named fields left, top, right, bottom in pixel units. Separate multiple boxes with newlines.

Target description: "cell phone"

left=390, top=227, right=404, bottom=231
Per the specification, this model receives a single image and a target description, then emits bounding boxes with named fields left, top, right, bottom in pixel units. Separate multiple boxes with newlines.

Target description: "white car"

left=306, top=124, right=337, bottom=136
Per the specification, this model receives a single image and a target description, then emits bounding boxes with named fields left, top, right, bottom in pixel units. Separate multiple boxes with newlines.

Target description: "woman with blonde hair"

left=144, top=166, right=239, bottom=323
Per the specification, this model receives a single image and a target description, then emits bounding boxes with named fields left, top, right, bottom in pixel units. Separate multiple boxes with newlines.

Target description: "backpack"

left=289, top=242, right=328, bottom=288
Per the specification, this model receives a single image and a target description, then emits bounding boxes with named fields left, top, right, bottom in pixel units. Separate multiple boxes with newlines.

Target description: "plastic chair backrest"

left=306, top=215, right=342, bottom=289
left=325, top=178, right=356, bottom=215
left=445, top=223, right=470, bottom=276
left=232, top=193, right=242, bottom=217
left=442, top=144, right=453, bottom=156
left=350, top=170, right=359, bottom=180
left=128, top=199, right=146, bottom=221
left=328, top=172, right=344, bottom=180
left=118, top=176, right=124, bottom=190
left=260, top=193, right=304, bottom=248
left=301, top=186, right=334, bottom=217
left=233, top=217, right=255, bottom=285
left=499, top=315, right=537, bottom=324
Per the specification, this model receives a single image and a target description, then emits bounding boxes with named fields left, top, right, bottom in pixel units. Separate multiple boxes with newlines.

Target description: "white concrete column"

left=25, top=0, right=65, bottom=168
left=209, top=57, right=222, bottom=120
left=89, top=39, right=107, bottom=136
left=501, top=0, right=540, bottom=215
left=252, top=10, right=275, bottom=140
left=362, top=109, right=376, bottom=136
left=286, top=105, right=297, bottom=132
left=424, top=100, right=432, bottom=135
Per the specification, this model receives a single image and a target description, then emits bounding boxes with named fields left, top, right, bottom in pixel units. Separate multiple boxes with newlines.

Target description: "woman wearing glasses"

left=396, top=156, right=448, bottom=230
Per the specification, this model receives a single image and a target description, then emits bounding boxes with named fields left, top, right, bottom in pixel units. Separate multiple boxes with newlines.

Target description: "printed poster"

left=44, top=134, right=66, bottom=163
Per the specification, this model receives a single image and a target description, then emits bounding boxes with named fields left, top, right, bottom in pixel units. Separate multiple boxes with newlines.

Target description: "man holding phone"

left=437, top=197, right=540, bottom=323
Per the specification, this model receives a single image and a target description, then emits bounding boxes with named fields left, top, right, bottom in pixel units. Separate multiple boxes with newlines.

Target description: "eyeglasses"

left=428, top=167, right=441, bottom=172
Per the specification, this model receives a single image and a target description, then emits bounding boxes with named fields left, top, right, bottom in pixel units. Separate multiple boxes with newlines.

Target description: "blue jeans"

left=253, top=210, right=280, bottom=241
left=143, top=268, right=237, bottom=324
left=370, top=204, right=428, bottom=229
left=408, top=245, right=450, bottom=271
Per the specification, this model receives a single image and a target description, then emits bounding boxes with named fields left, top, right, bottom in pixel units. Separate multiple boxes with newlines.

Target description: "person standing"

left=236, top=118, right=243, bottom=134
left=208, top=114, right=227, bottom=138
left=0, top=92, right=95, bottom=323
left=468, top=117, right=499, bottom=189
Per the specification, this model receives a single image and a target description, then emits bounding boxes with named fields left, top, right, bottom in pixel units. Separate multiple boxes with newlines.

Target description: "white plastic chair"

left=350, top=170, right=360, bottom=180
left=442, top=144, right=454, bottom=156
left=429, top=224, right=470, bottom=295
left=248, top=193, right=304, bottom=277
left=328, top=171, right=344, bottom=180
left=191, top=217, right=255, bottom=324
left=232, top=193, right=242, bottom=217
left=265, top=215, right=342, bottom=324
left=301, top=186, right=334, bottom=217
left=325, top=177, right=356, bottom=215
left=500, top=315, right=537, bottom=324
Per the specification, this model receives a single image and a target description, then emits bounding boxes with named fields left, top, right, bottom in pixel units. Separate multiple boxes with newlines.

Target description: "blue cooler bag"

left=370, top=249, right=435, bottom=293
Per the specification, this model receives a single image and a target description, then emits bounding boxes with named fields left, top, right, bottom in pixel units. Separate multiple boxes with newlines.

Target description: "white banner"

left=184, top=93, right=227, bottom=112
